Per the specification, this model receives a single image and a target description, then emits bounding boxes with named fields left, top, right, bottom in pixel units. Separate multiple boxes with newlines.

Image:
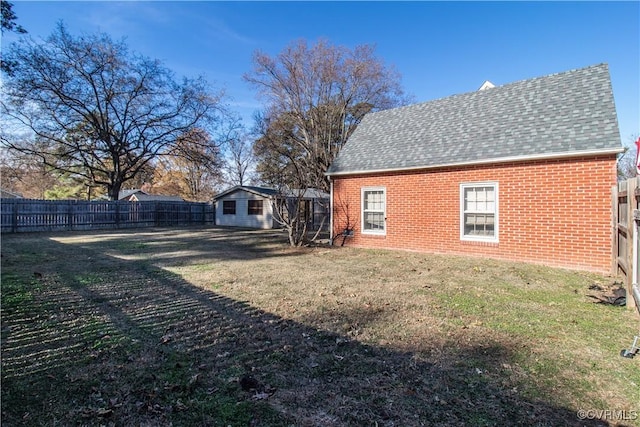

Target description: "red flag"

left=636, top=137, right=640, bottom=176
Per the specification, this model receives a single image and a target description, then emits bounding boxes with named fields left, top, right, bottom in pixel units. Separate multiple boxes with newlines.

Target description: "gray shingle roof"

left=118, top=189, right=183, bottom=202
left=327, top=64, right=622, bottom=176
left=214, top=186, right=329, bottom=200
left=214, top=186, right=279, bottom=200
left=129, top=193, right=184, bottom=202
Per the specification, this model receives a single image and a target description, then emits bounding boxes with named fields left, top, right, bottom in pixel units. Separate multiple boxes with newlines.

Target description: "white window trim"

left=460, top=182, right=499, bottom=243
left=361, top=186, right=386, bottom=235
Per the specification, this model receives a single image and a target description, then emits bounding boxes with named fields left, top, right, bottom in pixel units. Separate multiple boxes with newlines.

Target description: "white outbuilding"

left=213, top=186, right=329, bottom=230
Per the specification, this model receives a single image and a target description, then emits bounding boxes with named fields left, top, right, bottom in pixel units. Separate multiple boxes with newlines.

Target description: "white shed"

left=213, top=186, right=330, bottom=230
left=213, top=186, right=278, bottom=229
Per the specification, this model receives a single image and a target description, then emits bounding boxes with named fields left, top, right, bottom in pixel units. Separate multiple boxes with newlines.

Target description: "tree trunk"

left=108, top=181, right=122, bottom=201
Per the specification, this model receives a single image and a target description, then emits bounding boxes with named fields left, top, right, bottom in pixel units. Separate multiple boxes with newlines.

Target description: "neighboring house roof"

left=327, top=63, right=623, bottom=176
left=214, top=186, right=329, bottom=201
left=128, top=193, right=184, bottom=202
left=119, top=189, right=183, bottom=202
left=118, top=189, right=143, bottom=200
left=0, top=188, right=23, bottom=198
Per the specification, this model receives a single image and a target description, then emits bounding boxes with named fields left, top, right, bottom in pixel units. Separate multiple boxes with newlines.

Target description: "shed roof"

left=213, top=186, right=329, bottom=201
left=327, top=63, right=622, bottom=176
left=213, top=186, right=280, bottom=201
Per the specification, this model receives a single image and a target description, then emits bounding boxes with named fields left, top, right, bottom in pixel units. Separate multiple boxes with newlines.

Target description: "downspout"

left=329, top=177, right=334, bottom=246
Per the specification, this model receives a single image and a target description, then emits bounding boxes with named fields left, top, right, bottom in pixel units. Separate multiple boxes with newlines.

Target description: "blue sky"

left=3, top=1, right=639, bottom=146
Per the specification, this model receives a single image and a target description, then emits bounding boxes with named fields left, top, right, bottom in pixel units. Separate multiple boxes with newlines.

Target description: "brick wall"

left=331, top=155, right=617, bottom=273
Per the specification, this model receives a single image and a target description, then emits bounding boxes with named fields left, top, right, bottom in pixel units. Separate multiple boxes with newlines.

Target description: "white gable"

left=478, top=80, right=495, bottom=91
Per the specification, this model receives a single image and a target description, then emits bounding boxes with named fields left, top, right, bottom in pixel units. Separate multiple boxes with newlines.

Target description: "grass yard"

left=1, top=227, right=638, bottom=426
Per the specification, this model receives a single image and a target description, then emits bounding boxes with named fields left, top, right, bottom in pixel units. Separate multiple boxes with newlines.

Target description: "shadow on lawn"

left=1, top=230, right=609, bottom=426
left=57, top=227, right=304, bottom=266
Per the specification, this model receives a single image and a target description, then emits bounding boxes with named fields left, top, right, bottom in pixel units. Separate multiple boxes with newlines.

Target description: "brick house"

left=326, top=64, right=623, bottom=273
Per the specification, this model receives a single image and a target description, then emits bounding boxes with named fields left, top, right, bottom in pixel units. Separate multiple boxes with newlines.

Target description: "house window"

left=222, top=200, right=236, bottom=215
left=362, top=187, right=386, bottom=235
left=248, top=200, right=263, bottom=215
left=460, top=183, right=498, bottom=242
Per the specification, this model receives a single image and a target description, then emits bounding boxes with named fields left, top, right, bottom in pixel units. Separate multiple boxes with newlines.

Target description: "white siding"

left=215, top=190, right=274, bottom=229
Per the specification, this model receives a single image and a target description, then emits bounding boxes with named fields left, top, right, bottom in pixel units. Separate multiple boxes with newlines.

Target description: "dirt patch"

left=587, top=281, right=627, bottom=306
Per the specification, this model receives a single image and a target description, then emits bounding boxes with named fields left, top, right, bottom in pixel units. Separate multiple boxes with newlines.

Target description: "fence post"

left=115, top=201, right=120, bottom=228
left=631, top=208, right=639, bottom=311
left=67, top=200, right=73, bottom=230
left=626, top=178, right=637, bottom=308
left=612, top=184, right=618, bottom=276
left=12, top=200, right=18, bottom=233
left=630, top=179, right=640, bottom=311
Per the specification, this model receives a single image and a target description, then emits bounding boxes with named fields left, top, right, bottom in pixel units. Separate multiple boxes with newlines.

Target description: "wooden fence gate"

left=613, top=177, right=639, bottom=312
left=614, top=178, right=640, bottom=358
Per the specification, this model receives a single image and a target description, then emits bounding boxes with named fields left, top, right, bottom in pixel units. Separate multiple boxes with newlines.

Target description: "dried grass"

left=2, top=228, right=638, bottom=426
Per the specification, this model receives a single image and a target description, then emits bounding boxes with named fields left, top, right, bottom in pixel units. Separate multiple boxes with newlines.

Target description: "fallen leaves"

left=587, top=282, right=626, bottom=306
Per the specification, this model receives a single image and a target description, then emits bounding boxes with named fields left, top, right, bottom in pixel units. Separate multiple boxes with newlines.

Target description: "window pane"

left=223, top=201, right=236, bottom=215
left=364, top=212, right=385, bottom=230
left=248, top=200, right=263, bottom=215
left=364, top=190, right=384, bottom=211
left=464, top=213, right=494, bottom=236
left=465, top=186, right=496, bottom=213
left=486, top=187, right=495, bottom=201
left=466, top=187, right=476, bottom=201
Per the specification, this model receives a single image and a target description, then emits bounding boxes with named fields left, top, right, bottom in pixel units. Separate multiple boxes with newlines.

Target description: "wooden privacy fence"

left=1, top=199, right=214, bottom=233
left=613, top=177, right=639, bottom=311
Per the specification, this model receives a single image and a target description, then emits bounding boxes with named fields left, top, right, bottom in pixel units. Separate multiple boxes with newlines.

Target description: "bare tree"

left=244, top=38, right=409, bottom=194
left=1, top=24, right=225, bottom=200
left=245, top=40, right=407, bottom=245
left=252, top=111, right=305, bottom=188
left=244, top=39, right=407, bottom=246
left=219, top=116, right=256, bottom=187
left=250, top=111, right=315, bottom=246
left=153, top=128, right=222, bottom=201
left=272, top=190, right=310, bottom=247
